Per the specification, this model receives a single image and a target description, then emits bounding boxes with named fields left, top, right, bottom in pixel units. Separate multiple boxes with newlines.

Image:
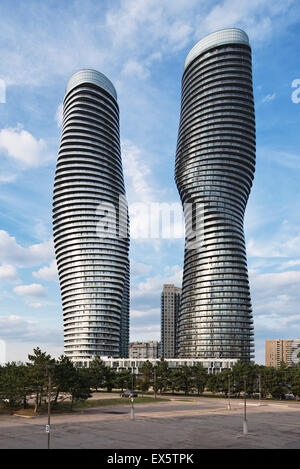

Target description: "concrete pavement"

left=0, top=397, right=299, bottom=449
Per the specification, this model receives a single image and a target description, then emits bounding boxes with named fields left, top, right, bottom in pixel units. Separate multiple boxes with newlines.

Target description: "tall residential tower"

left=175, top=29, right=255, bottom=361
left=265, top=339, right=294, bottom=368
left=53, top=69, right=130, bottom=362
left=161, top=284, right=181, bottom=358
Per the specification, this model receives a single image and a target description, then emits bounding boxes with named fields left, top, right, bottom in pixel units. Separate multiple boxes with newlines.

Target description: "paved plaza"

left=0, top=396, right=299, bottom=449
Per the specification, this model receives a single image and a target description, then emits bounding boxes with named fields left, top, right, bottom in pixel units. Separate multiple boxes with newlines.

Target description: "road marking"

left=13, top=414, right=35, bottom=419
left=170, top=399, right=196, bottom=403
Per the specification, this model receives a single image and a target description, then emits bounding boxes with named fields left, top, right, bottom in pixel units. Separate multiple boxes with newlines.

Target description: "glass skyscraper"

left=53, top=69, right=130, bottom=362
left=175, top=29, right=255, bottom=361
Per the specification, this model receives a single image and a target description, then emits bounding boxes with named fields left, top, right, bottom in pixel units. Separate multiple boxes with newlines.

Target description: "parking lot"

left=0, top=396, right=299, bottom=449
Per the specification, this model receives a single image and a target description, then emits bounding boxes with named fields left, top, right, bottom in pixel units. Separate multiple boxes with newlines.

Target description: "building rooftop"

left=65, top=69, right=117, bottom=100
left=184, top=28, right=249, bottom=70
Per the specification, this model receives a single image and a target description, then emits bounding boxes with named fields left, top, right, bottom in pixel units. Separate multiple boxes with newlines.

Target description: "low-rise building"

left=75, top=357, right=238, bottom=375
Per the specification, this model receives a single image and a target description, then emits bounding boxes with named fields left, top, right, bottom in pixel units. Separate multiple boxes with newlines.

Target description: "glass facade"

left=53, top=69, right=130, bottom=360
left=175, top=29, right=255, bottom=361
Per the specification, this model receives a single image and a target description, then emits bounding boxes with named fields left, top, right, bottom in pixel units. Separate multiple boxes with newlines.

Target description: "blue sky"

left=0, top=0, right=300, bottom=364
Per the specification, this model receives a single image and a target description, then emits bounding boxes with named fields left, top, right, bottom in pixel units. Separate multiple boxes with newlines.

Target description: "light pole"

left=258, top=374, right=262, bottom=406
left=154, top=364, right=157, bottom=399
left=131, top=366, right=134, bottom=391
left=227, top=374, right=231, bottom=410
left=130, top=396, right=135, bottom=420
left=243, top=374, right=248, bottom=435
left=129, top=366, right=135, bottom=420
left=45, top=364, right=55, bottom=449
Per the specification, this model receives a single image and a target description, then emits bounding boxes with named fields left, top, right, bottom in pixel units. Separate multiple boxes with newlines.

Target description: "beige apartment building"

left=265, top=339, right=294, bottom=367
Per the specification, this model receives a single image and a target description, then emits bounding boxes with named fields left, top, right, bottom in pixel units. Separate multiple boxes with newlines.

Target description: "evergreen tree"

left=27, top=347, right=55, bottom=412
left=290, top=368, right=300, bottom=399
left=192, top=364, right=208, bottom=395
left=139, top=360, right=153, bottom=395
left=214, top=369, right=231, bottom=396
left=88, top=356, right=106, bottom=391
left=178, top=365, right=194, bottom=395
left=207, top=373, right=218, bottom=394
left=104, top=367, right=117, bottom=392
left=0, top=362, right=30, bottom=408
left=168, top=368, right=181, bottom=394
left=53, top=355, right=76, bottom=404
left=156, top=359, right=169, bottom=394
left=231, top=360, right=250, bottom=396
left=69, top=367, right=92, bottom=410
left=116, top=369, right=132, bottom=392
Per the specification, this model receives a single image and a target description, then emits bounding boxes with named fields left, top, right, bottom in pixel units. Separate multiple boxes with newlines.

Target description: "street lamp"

left=227, top=373, right=231, bottom=410
left=130, top=396, right=135, bottom=420
left=243, top=374, right=248, bottom=435
left=258, top=374, right=262, bottom=406
left=131, top=366, right=134, bottom=391
left=129, top=366, right=135, bottom=421
left=45, top=364, right=55, bottom=449
left=153, top=363, right=157, bottom=399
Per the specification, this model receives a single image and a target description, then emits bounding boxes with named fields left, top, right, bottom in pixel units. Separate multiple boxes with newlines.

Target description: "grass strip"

left=0, top=396, right=168, bottom=416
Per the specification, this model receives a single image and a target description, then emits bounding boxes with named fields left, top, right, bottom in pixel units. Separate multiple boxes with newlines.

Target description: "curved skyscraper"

left=53, top=69, right=130, bottom=362
left=175, top=29, right=255, bottom=361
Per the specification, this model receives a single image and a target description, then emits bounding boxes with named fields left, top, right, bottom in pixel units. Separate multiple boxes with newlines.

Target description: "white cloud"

left=122, top=140, right=156, bottom=242
left=195, top=0, right=296, bottom=44
left=105, top=0, right=197, bottom=54
left=28, top=302, right=47, bottom=309
left=122, top=60, right=150, bottom=80
left=131, top=260, right=152, bottom=278
left=0, top=1, right=299, bottom=366
left=0, top=0, right=297, bottom=89
left=0, top=315, right=63, bottom=362
left=251, top=270, right=300, bottom=299
left=131, top=265, right=182, bottom=300
left=122, top=139, right=154, bottom=204
left=0, top=9, right=108, bottom=87
left=55, top=103, right=63, bottom=128
left=6, top=342, right=63, bottom=363
left=130, top=324, right=161, bottom=342
left=250, top=270, right=300, bottom=339
left=0, top=174, right=17, bottom=183
left=262, top=149, right=300, bottom=170
left=122, top=140, right=179, bottom=243
left=262, top=93, right=276, bottom=103
left=14, top=283, right=48, bottom=298
left=0, top=125, right=54, bottom=167
left=32, top=221, right=52, bottom=243
left=0, top=264, right=19, bottom=283
left=0, top=0, right=195, bottom=87
left=0, top=230, right=54, bottom=268
left=249, top=268, right=300, bottom=362
left=131, top=308, right=160, bottom=319
left=33, top=260, right=58, bottom=282
left=279, top=259, right=300, bottom=270
left=0, top=315, right=38, bottom=335
left=247, top=231, right=300, bottom=258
